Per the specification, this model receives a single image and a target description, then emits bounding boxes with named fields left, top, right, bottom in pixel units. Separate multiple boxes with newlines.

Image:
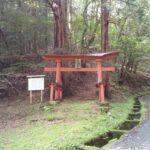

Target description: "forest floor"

left=0, top=68, right=139, bottom=150
left=0, top=88, right=135, bottom=150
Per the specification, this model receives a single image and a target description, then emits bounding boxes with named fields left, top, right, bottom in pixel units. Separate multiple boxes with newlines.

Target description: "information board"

left=27, top=75, right=45, bottom=104
left=28, top=77, right=44, bottom=91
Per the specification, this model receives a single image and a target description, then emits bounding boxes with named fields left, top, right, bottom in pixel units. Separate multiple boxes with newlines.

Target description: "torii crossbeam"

left=42, top=51, right=119, bottom=103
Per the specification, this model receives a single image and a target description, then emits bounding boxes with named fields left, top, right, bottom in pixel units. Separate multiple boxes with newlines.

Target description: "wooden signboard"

left=27, top=75, right=45, bottom=104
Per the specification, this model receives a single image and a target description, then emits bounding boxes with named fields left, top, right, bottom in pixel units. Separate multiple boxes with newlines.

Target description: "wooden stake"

left=41, top=90, right=43, bottom=102
left=50, top=84, right=54, bottom=101
left=30, top=91, right=32, bottom=104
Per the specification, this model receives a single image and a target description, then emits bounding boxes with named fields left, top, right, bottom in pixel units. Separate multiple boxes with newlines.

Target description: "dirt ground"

left=0, top=73, right=98, bottom=133
left=0, top=92, right=44, bottom=133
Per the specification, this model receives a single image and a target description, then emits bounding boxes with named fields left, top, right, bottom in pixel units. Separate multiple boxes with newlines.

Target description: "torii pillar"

left=96, top=59, right=105, bottom=103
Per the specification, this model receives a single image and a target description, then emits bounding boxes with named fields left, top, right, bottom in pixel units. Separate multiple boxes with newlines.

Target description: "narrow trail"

left=103, top=94, right=150, bottom=150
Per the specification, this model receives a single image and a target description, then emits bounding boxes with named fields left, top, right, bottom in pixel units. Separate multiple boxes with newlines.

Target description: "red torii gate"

left=42, top=51, right=119, bottom=103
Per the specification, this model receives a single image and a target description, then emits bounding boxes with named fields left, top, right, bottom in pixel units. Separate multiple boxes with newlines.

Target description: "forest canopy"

left=0, top=0, right=150, bottom=59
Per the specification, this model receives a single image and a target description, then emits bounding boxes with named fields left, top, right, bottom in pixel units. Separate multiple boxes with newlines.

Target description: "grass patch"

left=0, top=96, right=135, bottom=150
left=140, top=100, right=146, bottom=121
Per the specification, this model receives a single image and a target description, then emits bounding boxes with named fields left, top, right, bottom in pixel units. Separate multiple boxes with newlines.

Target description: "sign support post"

left=30, top=91, right=32, bottom=104
left=41, top=90, right=43, bottom=102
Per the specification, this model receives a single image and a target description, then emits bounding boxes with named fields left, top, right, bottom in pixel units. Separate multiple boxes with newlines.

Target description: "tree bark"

left=47, top=0, right=68, bottom=49
left=101, top=0, right=111, bottom=99
left=101, top=0, right=109, bottom=52
left=0, top=29, right=9, bottom=51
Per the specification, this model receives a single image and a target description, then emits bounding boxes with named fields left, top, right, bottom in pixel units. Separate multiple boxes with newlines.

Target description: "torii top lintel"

left=42, top=51, right=119, bottom=61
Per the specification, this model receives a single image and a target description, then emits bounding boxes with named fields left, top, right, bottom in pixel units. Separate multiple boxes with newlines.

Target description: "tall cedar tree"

left=47, top=0, right=68, bottom=49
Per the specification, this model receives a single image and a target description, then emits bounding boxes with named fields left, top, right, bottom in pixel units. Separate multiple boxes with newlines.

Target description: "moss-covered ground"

left=0, top=94, right=136, bottom=150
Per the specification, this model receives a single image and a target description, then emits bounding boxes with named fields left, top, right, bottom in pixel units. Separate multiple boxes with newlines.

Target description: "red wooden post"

left=50, top=83, right=54, bottom=101
left=96, top=59, right=105, bottom=103
left=60, top=90, right=62, bottom=100
left=55, top=59, right=62, bottom=100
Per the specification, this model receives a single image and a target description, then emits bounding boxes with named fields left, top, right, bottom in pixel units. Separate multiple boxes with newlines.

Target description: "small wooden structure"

left=27, top=75, right=45, bottom=104
left=42, top=51, right=119, bottom=103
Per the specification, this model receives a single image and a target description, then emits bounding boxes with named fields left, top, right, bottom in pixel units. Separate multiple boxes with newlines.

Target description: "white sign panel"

left=27, top=75, right=45, bottom=91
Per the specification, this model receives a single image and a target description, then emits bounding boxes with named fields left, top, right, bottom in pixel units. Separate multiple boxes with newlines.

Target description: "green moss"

left=77, top=145, right=99, bottom=150
left=140, top=101, right=146, bottom=121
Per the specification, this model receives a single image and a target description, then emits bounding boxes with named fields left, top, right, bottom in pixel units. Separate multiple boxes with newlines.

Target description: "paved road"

left=103, top=94, right=150, bottom=150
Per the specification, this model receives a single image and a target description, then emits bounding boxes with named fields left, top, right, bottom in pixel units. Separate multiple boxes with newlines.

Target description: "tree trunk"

left=101, top=0, right=109, bottom=52
left=44, top=2, right=48, bottom=53
left=67, top=0, right=73, bottom=50
left=0, top=29, right=9, bottom=51
left=48, top=0, right=68, bottom=49
left=31, top=8, right=38, bottom=53
left=101, top=0, right=111, bottom=99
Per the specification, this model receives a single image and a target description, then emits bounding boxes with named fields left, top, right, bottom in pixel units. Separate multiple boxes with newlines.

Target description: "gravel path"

left=103, top=94, right=150, bottom=150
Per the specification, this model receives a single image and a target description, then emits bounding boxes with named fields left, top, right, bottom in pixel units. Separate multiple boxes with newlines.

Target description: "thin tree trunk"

left=101, top=0, right=109, bottom=52
left=67, top=0, right=73, bottom=50
left=33, top=8, right=38, bottom=53
left=101, top=0, right=111, bottom=99
left=0, top=29, right=9, bottom=51
left=44, top=2, right=48, bottom=52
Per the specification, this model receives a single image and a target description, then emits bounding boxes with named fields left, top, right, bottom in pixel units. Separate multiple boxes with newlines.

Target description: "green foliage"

left=1, top=61, right=47, bottom=73
left=0, top=0, right=150, bottom=71
left=107, top=0, right=150, bottom=75
left=0, top=0, right=53, bottom=54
